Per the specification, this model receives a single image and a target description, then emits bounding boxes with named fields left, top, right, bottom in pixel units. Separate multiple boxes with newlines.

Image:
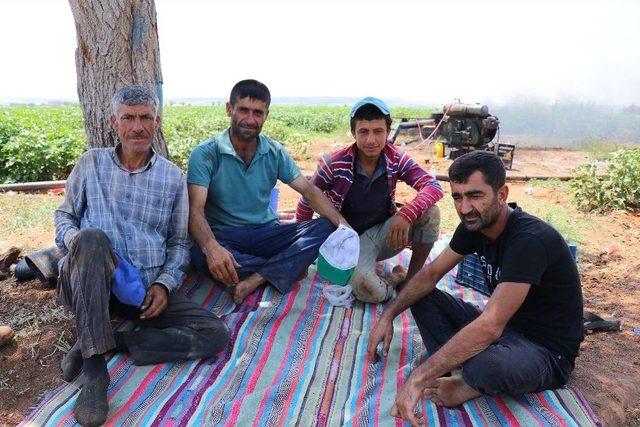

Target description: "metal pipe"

left=396, top=119, right=436, bottom=128
left=0, top=172, right=575, bottom=195
left=0, top=180, right=66, bottom=192
left=304, top=173, right=573, bottom=182
left=433, top=174, right=574, bottom=182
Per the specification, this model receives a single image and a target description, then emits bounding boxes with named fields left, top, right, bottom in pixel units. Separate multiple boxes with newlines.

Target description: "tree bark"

left=68, top=0, right=168, bottom=157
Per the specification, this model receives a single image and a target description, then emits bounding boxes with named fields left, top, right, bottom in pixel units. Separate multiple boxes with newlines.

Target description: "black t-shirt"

left=449, top=205, right=584, bottom=358
left=341, top=155, right=392, bottom=235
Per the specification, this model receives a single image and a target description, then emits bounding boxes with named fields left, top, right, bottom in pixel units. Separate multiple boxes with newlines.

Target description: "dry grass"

left=0, top=192, right=62, bottom=253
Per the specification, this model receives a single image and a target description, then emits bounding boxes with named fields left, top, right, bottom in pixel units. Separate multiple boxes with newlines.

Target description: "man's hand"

left=338, top=218, right=353, bottom=230
left=391, top=374, right=425, bottom=426
left=140, top=284, right=168, bottom=319
left=206, top=243, right=240, bottom=285
left=387, top=215, right=410, bottom=250
left=366, top=314, right=394, bottom=363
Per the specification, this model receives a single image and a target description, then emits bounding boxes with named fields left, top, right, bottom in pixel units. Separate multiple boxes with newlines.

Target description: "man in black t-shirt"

left=367, top=151, right=584, bottom=425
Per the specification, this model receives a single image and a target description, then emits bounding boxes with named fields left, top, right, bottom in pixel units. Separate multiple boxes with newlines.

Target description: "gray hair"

left=111, top=84, right=159, bottom=115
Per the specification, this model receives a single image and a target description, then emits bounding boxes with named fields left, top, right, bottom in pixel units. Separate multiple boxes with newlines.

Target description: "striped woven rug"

left=22, top=238, right=599, bottom=426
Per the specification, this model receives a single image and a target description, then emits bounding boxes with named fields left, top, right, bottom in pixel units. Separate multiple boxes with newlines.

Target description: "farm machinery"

left=387, top=102, right=515, bottom=169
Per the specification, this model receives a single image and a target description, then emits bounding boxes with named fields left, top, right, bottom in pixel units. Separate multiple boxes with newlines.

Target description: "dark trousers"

left=410, top=289, right=574, bottom=395
left=191, top=218, right=335, bottom=294
left=58, top=228, right=230, bottom=365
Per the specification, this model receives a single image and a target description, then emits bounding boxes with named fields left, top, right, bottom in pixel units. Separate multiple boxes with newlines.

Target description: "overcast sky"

left=1, top=0, right=639, bottom=105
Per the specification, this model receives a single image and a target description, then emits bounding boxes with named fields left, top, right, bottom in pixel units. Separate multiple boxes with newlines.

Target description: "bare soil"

left=1, top=145, right=639, bottom=426
left=0, top=278, right=75, bottom=426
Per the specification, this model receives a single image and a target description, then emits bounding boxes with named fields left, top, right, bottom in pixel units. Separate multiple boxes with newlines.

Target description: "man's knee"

left=463, top=351, right=505, bottom=394
left=410, top=289, right=459, bottom=330
left=462, top=347, right=534, bottom=395
left=411, top=205, right=441, bottom=244
left=197, top=319, right=231, bottom=357
left=409, top=294, right=432, bottom=326
left=73, top=228, right=112, bottom=252
left=411, top=289, right=446, bottom=314
left=61, top=228, right=115, bottom=294
left=309, top=217, right=336, bottom=237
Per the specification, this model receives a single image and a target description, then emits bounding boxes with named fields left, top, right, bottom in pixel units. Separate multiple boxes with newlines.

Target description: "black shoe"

left=61, top=341, right=83, bottom=382
left=584, top=311, right=621, bottom=333
left=73, top=371, right=110, bottom=426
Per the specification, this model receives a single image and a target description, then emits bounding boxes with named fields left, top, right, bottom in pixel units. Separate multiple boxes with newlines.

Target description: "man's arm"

left=188, top=183, right=240, bottom=285
left=289, top=175, right=348, bottom=227
left=153, top=174, right=191, bottom=293
left=295, top=155, right=333, bottom=222
left=394, top=152, right=444, bottom=225
left=366, top=246, right=463, bottom=359
left=392, top=281, right=530, bottom=424
left=54, top=153, right=88, bottom=251
left=385, top=151, right=443, bottom=252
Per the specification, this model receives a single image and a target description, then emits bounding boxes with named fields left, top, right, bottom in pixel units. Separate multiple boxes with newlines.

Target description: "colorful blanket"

left=22, top=238, right=599, bottom=426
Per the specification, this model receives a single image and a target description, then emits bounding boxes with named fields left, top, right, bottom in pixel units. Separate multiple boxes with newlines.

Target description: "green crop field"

left=2, top=104, right=639, bottom=213
left=0, top=105, right=436, bottom=183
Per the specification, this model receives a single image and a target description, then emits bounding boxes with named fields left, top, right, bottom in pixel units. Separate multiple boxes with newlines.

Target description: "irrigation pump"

left=387, top=102, right=515, bottom=169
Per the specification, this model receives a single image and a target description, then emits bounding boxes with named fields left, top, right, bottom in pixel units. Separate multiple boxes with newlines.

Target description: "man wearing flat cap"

left=296, top=97, right=444, bottom=302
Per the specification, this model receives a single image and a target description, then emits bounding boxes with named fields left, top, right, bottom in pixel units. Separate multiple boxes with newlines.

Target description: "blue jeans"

left=191, top=218, right=335, bottom=294
left=410, top=289, right=574, bottom=395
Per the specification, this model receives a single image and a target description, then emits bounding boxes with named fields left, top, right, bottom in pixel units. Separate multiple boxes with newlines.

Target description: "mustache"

left=462, top=211, right=481, bottom=219
left=238, top=122, right=259, bottom=130
left=128, top=130, right=150, bottom=138
left=461, top=211, right=482, bottom=223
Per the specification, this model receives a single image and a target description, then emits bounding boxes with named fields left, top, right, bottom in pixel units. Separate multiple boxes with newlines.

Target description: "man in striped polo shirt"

left=296, top=97, right=444, bottom=302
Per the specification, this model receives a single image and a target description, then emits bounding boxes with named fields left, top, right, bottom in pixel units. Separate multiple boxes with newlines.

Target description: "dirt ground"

left=1, top=145, right=639, bottom=426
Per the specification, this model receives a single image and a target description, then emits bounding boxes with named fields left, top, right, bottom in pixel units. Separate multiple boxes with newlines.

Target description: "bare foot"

left=425, top=375, right=481, bottom=407
left=232, top=273, right=266, bottom=304
left=423, top=379, right=441, bottom=404
left=386, top=265, right=408, bottom=288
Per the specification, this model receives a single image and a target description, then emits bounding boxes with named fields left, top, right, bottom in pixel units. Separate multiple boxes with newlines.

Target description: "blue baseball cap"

left=350, top=96, right=391, bottom=117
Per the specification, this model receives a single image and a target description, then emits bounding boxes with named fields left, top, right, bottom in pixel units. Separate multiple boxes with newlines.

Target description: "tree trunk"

left=68, top=0, right=168, bottom=157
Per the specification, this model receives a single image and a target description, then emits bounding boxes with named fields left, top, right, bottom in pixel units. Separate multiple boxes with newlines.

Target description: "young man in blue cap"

left=296, top=97, right=444, bottom=303
left=188, top=79, right=349, bottom=304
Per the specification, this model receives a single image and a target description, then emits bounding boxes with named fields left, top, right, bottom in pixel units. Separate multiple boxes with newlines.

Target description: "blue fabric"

left=186, top=129, right=301, bottom=231
left=191, top=218, right=335, bottom=293
left=112, top=252, right=146, bottom=308
left=350, top=96, right=390, bottom=117
left=455, top=253, right=491, bottom=295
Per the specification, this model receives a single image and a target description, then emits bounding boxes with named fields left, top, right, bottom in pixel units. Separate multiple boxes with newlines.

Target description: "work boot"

left=0, top=326, right=14, bottom=347
left=0, top=247, right=21, bottom=278
left=61, top=340, right=83, bottom=381
left=74, top=355, right=109, bottom=426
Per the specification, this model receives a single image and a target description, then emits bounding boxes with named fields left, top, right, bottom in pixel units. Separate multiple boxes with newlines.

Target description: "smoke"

left=492, top=101, right=640, bottom=147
